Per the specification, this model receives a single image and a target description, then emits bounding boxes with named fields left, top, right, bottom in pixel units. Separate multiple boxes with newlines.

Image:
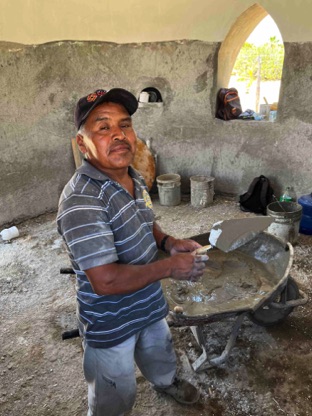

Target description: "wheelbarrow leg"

left=191, top=312, right=247, bottom=372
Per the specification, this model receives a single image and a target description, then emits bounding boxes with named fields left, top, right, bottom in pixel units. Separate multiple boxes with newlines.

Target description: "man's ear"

left=76, top=134, right=87, bottom=154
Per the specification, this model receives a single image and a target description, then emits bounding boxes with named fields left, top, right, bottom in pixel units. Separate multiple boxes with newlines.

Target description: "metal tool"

left=196, top=216, right=274, bottom=254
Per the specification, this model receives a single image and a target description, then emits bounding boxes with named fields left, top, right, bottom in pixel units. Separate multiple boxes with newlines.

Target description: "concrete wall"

left=1, top=0, right=312, bottom=226
left=1, top=38, right=311, bottom=226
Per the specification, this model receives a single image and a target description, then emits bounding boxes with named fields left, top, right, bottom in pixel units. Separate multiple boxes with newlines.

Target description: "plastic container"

left=269, top=110, right=277, bottom=122
left=156, top=174, right=181, bottom=206
left=139, top=92, right=149, bottom=103
left=190, top=176, right=215, bottom=208
left=280, top=186, right=296, bottom=202
left=266, top=201, right=302, bottom=244
left=259, top=104, right=270, bottom=119
left=0, top=226, right=20, bottom=241
left=298, top=192, right=312, bottom=235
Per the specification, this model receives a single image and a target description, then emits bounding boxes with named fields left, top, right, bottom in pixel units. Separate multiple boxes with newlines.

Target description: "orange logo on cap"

left=87, top=93, right=98, bottom=102
left=86, top=90, right=107, bottom=102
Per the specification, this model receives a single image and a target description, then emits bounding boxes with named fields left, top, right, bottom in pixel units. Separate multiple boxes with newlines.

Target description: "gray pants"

left=83, top=318, right=177, bottom=416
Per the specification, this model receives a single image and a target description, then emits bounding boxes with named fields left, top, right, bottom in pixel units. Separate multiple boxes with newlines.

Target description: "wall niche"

left=138, top=87, right=163, bottom=108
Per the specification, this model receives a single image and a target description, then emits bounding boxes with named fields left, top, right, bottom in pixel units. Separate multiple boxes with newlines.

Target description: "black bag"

left=239, top=175, right=274, bottom=214
left=216, top=87, right=242, bottom=120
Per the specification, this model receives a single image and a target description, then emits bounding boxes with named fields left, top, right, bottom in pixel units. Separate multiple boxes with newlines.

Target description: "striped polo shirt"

left=57, top=159, right=168, bottom=348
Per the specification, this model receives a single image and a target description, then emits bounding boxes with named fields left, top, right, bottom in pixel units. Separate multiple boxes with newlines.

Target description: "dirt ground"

left=0, top=195, right=311, bottom=416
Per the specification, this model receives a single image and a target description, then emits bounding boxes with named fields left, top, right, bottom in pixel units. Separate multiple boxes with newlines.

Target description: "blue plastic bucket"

left=298, top=193, right=312, bottom=235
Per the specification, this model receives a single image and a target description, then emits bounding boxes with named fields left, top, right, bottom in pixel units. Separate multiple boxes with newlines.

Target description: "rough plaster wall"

left=0, top=40, right=217, bottom=226
left=0, top=40, right=312, bottom=226
left=0, top=43, right=76, bottom=226
left=278, top=43, right=312, bottom=122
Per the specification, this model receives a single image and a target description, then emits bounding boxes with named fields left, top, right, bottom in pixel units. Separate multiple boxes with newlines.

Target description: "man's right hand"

left=169, top=252, right=208, bottom=283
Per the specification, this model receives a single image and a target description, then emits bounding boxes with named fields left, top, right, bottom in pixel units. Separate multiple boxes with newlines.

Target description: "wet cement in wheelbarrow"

left=162, top=250, right=276, bottom=317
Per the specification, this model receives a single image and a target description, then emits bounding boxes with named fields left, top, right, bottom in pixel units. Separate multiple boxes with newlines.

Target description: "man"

left=57, top=88, right=208, bottom=416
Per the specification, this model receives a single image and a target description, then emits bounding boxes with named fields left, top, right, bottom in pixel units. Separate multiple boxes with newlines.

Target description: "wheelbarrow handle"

left=60, top=267, right=75, bottom=274
left=62, top=329, right=80, bottom=340
left=270, top=289, right=308, bottom=309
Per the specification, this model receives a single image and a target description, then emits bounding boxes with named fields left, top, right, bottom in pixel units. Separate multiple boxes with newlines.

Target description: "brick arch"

left=217, top=3, right=268, bottom=89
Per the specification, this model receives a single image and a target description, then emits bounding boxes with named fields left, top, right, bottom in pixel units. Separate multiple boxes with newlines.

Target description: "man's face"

left=76, top=102, right=137, bottom=173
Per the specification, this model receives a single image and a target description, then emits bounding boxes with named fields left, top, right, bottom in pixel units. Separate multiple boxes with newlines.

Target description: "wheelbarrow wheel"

left=248, top=276, right=299, bottom=327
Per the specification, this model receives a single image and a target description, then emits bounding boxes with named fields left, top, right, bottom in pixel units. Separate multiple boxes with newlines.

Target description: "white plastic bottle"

left=0, top=226, right=20, bottom=241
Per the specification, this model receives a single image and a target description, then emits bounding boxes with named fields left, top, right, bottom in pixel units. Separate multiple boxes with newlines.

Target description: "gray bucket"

left=266, top=201, right=302, bottom=244
left=190, top=176, right=215, bottom=208
left=156, top=174, right=181, bottom=206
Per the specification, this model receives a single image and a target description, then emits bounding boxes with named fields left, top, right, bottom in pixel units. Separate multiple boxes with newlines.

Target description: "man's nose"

left=112, top=126, right=126, bottom=140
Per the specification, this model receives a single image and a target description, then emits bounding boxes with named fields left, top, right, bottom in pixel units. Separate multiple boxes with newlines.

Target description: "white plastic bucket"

left=156, top=174, right=181, bottom=206
left=267, top=201, right=302, bottom=244
left=190, top=176, right=215, bottom=208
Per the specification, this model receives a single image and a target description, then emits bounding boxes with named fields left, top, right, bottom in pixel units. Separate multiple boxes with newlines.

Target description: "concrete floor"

left=0, top=195, right=311, bottom=416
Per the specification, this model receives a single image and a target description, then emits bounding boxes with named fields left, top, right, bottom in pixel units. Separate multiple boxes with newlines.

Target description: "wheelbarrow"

left=161, top=230, right=308, bottom=372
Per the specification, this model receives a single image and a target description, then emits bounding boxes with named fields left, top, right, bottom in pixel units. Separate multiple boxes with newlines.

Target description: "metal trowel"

left=196, top=216, right=274, bottom=254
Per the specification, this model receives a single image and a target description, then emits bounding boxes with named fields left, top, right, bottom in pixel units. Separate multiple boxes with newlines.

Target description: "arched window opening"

left=230, top=15, right=284, bottom=118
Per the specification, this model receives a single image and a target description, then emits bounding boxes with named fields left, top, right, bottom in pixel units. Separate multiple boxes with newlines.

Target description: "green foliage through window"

left=232, top=37, right=284, bottom=83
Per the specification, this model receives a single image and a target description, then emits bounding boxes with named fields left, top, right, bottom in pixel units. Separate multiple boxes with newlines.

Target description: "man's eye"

left=100, top=126, right=109, bottom=130
left=121, top=124, right=131, bottom=129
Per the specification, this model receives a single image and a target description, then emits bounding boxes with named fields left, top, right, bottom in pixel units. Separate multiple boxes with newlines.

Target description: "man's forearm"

left=84, top=224, right=205, bottom=296
left=84, top=257, right=173, bottom=295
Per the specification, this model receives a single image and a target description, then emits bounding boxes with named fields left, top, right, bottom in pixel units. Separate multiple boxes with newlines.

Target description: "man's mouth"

left=109, top=143, right=131, bottom=153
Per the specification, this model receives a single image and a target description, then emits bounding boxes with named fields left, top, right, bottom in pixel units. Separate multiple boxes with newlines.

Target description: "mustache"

left=109, top=139, right=132, bottom=151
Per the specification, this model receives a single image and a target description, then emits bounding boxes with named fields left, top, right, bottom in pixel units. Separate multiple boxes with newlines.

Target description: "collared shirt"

left=57, top=160, right=168, bottom=348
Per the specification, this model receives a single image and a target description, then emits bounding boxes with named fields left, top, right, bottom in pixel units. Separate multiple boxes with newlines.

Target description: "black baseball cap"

left=74, top=88, right=138, bottom=130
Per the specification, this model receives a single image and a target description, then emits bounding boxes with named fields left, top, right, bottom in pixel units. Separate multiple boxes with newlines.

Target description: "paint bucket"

left=266, top=201, right=302, bottom=244
left=190, top=176, right=215, bottom=208
left=156, top=174, right=181, bottom=206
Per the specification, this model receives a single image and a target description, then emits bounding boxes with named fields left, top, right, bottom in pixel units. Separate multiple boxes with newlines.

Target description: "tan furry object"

left=132, top=138, right=156, bottom=191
